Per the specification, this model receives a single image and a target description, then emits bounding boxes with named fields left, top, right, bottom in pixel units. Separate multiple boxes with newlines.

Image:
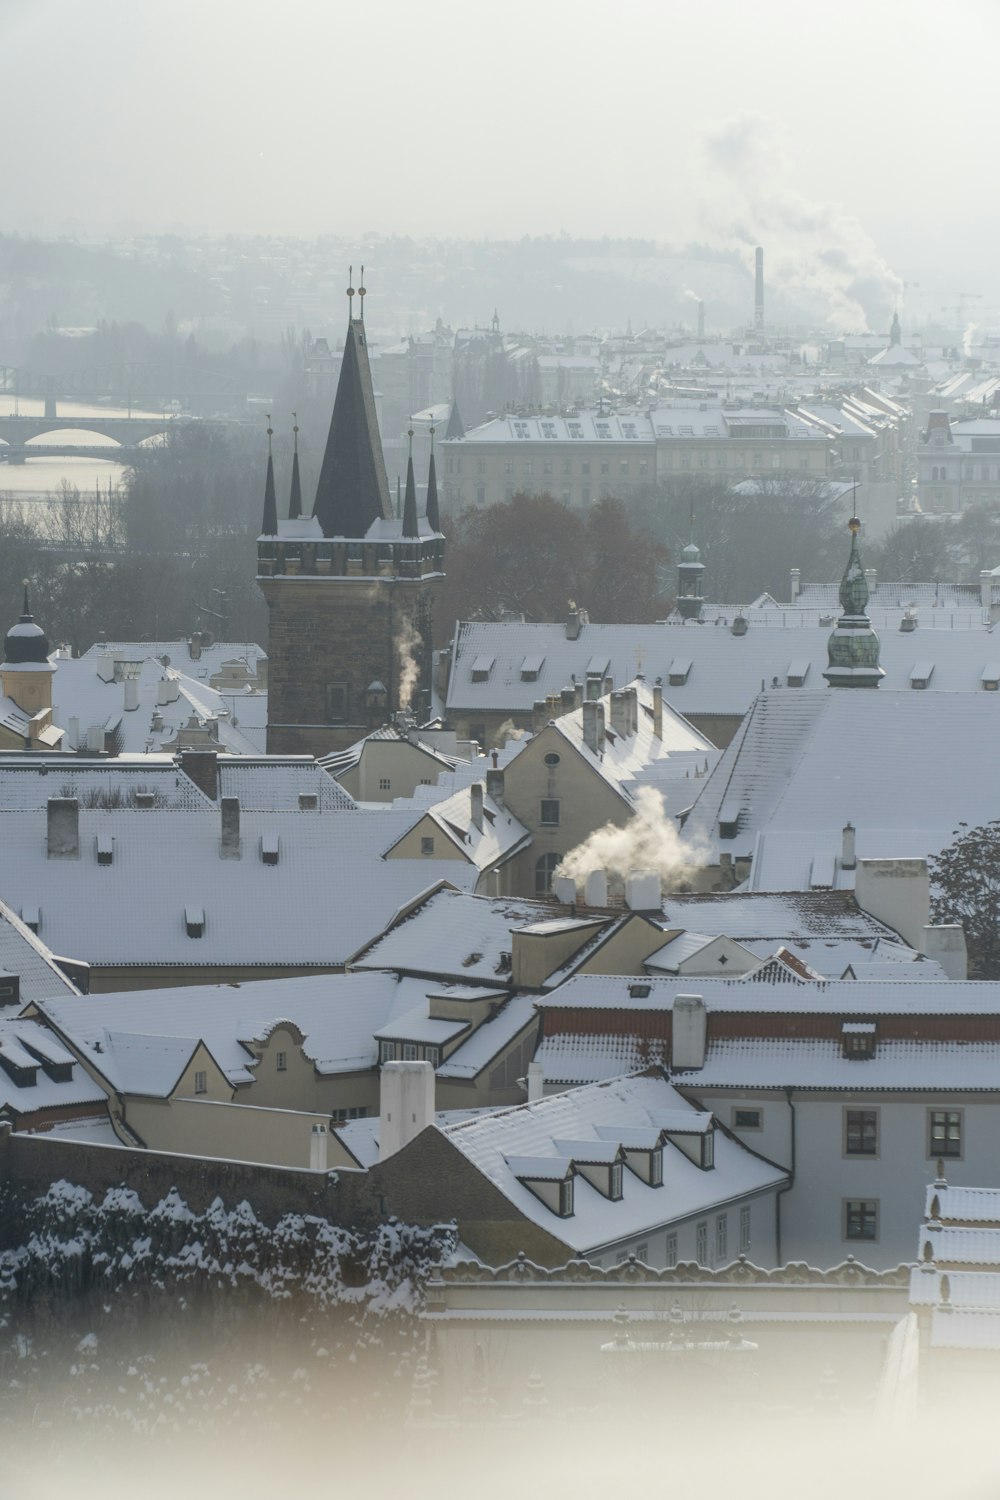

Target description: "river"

left=0, top=395, right=167, bottom=502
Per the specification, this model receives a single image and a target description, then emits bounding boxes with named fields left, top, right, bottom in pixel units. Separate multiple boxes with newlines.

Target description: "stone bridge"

left=0, top=414, right=223, bottom=464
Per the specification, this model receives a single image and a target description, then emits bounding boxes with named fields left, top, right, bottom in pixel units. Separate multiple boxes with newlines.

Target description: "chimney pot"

left=486, top=767, right=505, bottom=808
left=653, top=680, right=664, bottom=739
left=527, top=1061, right=544, bottom=1102
left=470, top=782, right=484, bottom=833
left=220, top=796, right=241, bottom=858
left=379, top=1060, right=435, bottom=1161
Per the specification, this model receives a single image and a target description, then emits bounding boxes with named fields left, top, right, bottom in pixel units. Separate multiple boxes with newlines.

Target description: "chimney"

left=123, top=678, right=139, bottom=712
left=609, top=691, right=628, bottom=737
left=854, top=858, right=930, bottom=950
left=672, top=994, right=707, bottom=1070
left=486, top=767, right=505, bottom=808
left=67, top=715, right=79, bottom=751
left=603, top=676, right=614, bottom=697
left=841, top=822, right=856, bottom=871
left=95, top=654, right=115, bottom=683
left=470, top=782, right=485, bottom=833
left=754, top=246, right=764, bottom=332
left=560, top=686, right=575, bottom=714
left=220, top=796, right=241, bottom=858
left=865, top=567, right=877, bottom=594
left=625, top=686, right=638, bottom=736
left=921, top=924, right=968, bottom=981
left=379, top=1059, right=435, bottom=1161
left=532, top=699, right=548, bottom=734
left=47, top=798, right=79, bottom=858
left=697, top=300, right=705, bottom=341
left=156, top=677, right=179, bottom=705
left=552, top=874, right=576, bottom=904
left=565, top=607, right=584, bottom=641
left=179, top=749, right=219, bottom=800
left=310, top=1122, right=328, bottom=1171
left=653, top=680, right=664, bottom=739
left=527, top=1060, right=544, bottom=1102
left=584, top=869, right=608, bottom=907
left=574, top=681, right=583, bottom=708
left=790, top=567, right=801, bottom=601
left=625, top=870, right=661, bottom=911
left=582, top=700, right=605, bottom=755
left=981, top=570, right=993, bottom=612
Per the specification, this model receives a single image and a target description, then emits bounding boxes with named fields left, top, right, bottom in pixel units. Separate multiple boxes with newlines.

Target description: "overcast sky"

left=4, top=0, right=997, bottom=308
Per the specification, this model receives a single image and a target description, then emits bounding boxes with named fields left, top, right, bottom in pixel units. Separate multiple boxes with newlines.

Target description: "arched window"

left=535, top=852, right=560, bottom=895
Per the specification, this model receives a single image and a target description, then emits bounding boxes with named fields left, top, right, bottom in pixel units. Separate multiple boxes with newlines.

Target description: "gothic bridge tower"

left=257, top=273, right=445, bottom=755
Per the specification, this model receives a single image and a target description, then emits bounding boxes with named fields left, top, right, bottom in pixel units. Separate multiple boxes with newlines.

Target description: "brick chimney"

left=179, top=749, right=219, bottom=800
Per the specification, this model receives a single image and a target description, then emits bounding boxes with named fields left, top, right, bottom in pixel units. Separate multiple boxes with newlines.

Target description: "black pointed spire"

left=445, top=400, right=465, bottom=441
left=261, top=417, right=278, bottom=535
left=426, top=425, right=441, bottom=533
left=288, top=414, right=302, bottom=519
left=402, top=428, right=419, bottom=538
left=312, top=271, right=392, bottom=538
left=21, top=580, right=30, bottom=618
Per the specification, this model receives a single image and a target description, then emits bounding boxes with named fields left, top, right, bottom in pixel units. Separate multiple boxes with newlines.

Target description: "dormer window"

left=842, top=1021, right=877, bottom=1059
left=702, top=1132, right=714, bottom=1169
left=185, top=905, right=205, bottom=939
left=609, top=1161, right=623, bottom=1200
left=668, top=658, right=692, bottom=687
left=471, top=655, right=495, bottom=683
left=559, top=1179, right=574, bottom=1217
left=786, top=659, right=810, bottom=687
left=982, top=664, right=1000, bottom=691
left=910, top=662, right=934, bottom=690
left=718, top=799, right=741, bottom=840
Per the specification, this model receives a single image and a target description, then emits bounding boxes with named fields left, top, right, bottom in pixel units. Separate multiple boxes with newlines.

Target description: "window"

left=543, top=752, right=561, bottom=766
left=845, top=1199, right=878, bottom=1242
left=715, top=1215, right=728, bottom=1262
left=929, top=1109, right=962, bottom=1159
left=635, top=1242, right=649, bottom=1264
left=581, top=458, right=590, bottom=476
left=701, top=1132, right=714, bottom=1169
left=476, top=485, right=485, bottom=504
left=845, top=1108, right=878, bottom=1156
left=535, top=852, right=560, bottom=894
left=194, top=1070, right=207, bottom=1095
left=558, top=1178, right=574, bottom=1217
left=609, top=1161, right=623, bottom=1200
left=477, top=458, right=485, bottom=475
left=504, top=457, right=514, bottom=475
left=276, top=1051, right=287, bottom=1072
left=469, top=724, right=486, bottom=747
left=739, top=1205, right=751, bottom=1255
left=402, top=1043, right=418, bottom=1061
left=420, top=836, right=435, bottom=856
left=665, top=1232, right=678, bottom=1268
left=379, top=777, right=391, bottom=791
left=733, top=1107, right=762, bottom=1130
left=379, top=1041, right=399, bottom=1064
left=696, top=1221, right=708, bottom=1264
left=332, top=1106, right=368, bottom=1122
left=540, top=798, right=560, bottom=826
left=325, top=682, right=348, bottom=724
left=649, top=1148, right=663, bottom=1187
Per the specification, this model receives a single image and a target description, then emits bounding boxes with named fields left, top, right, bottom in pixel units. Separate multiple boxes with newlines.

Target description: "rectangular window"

left=665, top=1232, right=678, bottom=1268
left=696, top=1220, right=708, bottom=1264
left=733, top=1107, right=762, bottom=1130
left=379, top=777, right=391, bottom=791
left=845, top=1199, right=878, bottom=1242
left=715, top=1215, right=728, bottom=1263
left=558, top=1178, right=574, bottom=1217
left=424, top=1046, right=441, bottom=1068
left=609, top=1161, right=623, bottom=1200
left=929, top=1109, right=963, bottom=1159
left=420, top=836, right=435, bottom=856
left=325, top=682, right=349, bottom=724
left=701, top=1133, right=714, bottom=1169
left=504, top=458, right=514, bottom=475
left=402, top=1043, right=418, bottom=1061
left=649, top=1148, right=663, bottom=1187
left=845, top=1108, right=878, bottom=1156
left=739, top=1205, right=751, bottom=1255
left=276, top=1051, right=287, bottom=1072
left=636, top=1242, right=649, bottom=1264
left=477, top=458, right=485, bottom=475
left=476, top=485, right=486, bottom=504
left=540, top=798, right=560, bottom=826
left=581, top=458, right=591, bottom=475
left=379, top=1041, right=398, bottom=1064
left=562, top=458, right=571, bottom=475
left=194, top=1070, right=207, bottom=1095
left=616, top=1250, right=629, bottom=1265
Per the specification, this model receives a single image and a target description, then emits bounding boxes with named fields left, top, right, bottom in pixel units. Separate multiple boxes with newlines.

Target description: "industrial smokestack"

left=754, top=247, right=764, bottom=333
left=697, top=300, right=705, bottom=342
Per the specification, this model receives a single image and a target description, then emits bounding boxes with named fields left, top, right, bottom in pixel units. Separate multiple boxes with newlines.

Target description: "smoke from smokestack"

left=556, top=785, right=708, bottom=891
left=395, top=618, right=421, bottom=712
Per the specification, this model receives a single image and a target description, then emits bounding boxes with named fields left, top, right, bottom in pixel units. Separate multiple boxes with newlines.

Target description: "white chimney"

left=582, top=700, right=605, bottom=756
left=310, top=1122, right=328, bottom=1171
left=379, top=1059, right=435, bottom=1161
left=157, top=677, right=180, bottom=705
left=921, top=924, right=968, bottom=981
left=841, top=822, right=856, bottom=871
left=672, top=994, right=707, bottom=1070
left=86, top=724, right=104, bottom=753
left=609, top=691, right=628, bottom=737
left=95, top=654, right=115, bottom=683
left=790, top=568, right=801, bottom=601
left=123, top=678, right=139, bottom=712
left=625, top=870, right=660, bottom=911
left=552, top=874, right=576, bottom=904
left=652, top=680, right=664, bottom=740
left=470, top=782, right=484, bottom=833
left=854, top=858, right=930, bottom=949
left=584, top=869, right=608, bottom=907
left=981, top=570, right=993, bottom=612
left=67, top=715, right=79, bottom=751
left=527, top=1060, right=544, bottom=1102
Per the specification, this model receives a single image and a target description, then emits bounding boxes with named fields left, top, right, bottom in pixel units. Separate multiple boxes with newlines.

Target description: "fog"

left=3, top=0, right=1000, bottom=302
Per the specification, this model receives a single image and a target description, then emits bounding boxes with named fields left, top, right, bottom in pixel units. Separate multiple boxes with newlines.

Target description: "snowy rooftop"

left=657, top=891, right=899, bottom=941
left=540, top=973, right=1000, bottom=1017
left=0, top=1016, right=106, bottom=1116
left=671, top=1038, right=1000, bottom=1091
left=0, top=896, right=84, bottom=1003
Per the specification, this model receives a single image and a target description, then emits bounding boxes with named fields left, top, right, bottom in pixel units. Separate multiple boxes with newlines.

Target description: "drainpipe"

left=775, top=1086, right=796, bottom=1264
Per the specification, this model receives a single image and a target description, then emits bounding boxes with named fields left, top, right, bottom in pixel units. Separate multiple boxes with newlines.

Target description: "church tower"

left=823, top=516, right=884, bottom=688
left=258, top=273, right=445, bottom=755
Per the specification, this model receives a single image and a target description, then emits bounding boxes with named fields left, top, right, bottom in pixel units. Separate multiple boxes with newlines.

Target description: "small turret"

left=676, top=540, right=705, bottom=620
left=4, top=582, right=49, bottom=665
left=288, top=414, right=302, bottom=520
left=260, top=417, right=277, bottom=536
left=402, top=428, right=419, bottom=539
left=426, top=425, right=441, bottom=533
left=823, top=517, right=885, bottom=688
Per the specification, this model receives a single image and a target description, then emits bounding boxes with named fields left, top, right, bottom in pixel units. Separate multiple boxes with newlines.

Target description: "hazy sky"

left=4, top=0, right=998, bottom=306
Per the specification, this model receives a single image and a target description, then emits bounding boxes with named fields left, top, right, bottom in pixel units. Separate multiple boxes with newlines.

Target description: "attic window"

left=471, top=655, right=495, bottom=682
left=982, top=664, right=1000, bottom=691
left=96, top=834, right=114, bottom=866
left=786, top=659, right=810, bottom=688
left=298, top=793, right=318, bottom=810
left=718, top=799, right=741, bottom=840
left=260, top=832, right=280, bottom=866
left=185, top=905, right=205, bottom=939
left=520, top=654, right=545, bottom=681
left=21, top=906, right=40, bottom=934
left=135, top=791, right=155, bottom=808
left=668, top=657, right=692, bottom=687
left=628, top=982, right=652, bottom=998
left=910, top=662, right=934, bottom=689
left=842, top=1020, right=877, bottom=1059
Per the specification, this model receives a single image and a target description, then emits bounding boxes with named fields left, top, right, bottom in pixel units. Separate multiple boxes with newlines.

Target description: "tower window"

left=325, top=683, right=349, bottom=724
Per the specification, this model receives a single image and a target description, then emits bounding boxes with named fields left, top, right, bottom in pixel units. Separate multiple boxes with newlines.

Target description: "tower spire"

left=426, top=424, right=440, bottom=533
left=288, top=413, right=302, bottom=519
left=261, top=416, right=278, bottom=535
left=402, top=427, right=419, bottom=538
left=357, top=264, right=366, bottom=321
left=823, top=515, right=884, bottom=688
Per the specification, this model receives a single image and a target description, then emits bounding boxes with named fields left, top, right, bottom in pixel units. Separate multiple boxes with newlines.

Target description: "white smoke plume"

left=494, top=718, right=527, bottom=745
left=683, top=288, right=702, bottom=303
left=698, top=113, right=901, bottom=332
left=395, top=618, right=421, bottom=711
left=963, top=322, right=979, bottom=359
left=556, top=785, right=709, bottom=891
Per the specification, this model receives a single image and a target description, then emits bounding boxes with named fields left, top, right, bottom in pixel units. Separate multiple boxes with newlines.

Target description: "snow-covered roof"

left=439, top=1073, right=786, bottom=1253
left=540, top=973, right=1000, bottom=1017
left=351, top=887, right=557, bottom=985
left=0, top=804, right=479, bottom=970
left=0, top=1017, right=106, bottom=1116
left=657, top=891, right=899, bottom=941
left=436, top=993, right=540, bottom=1080
left=0, top=896, right=83, bottom=1002
left=78, top=638, right=266, bottom=678
left=671, top=1038, right=1000, bottom=1091
left=924, top=1185, right=1000, bottom=1225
